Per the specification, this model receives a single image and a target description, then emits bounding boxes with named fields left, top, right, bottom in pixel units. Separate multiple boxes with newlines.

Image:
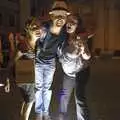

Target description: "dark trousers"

left=76, top=67, right=90, bottom=120
left=59, top=67, right=90, bottom=120
left=59, top=74, right=75, bottom=114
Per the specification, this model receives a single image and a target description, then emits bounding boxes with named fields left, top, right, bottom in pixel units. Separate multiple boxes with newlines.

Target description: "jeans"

left=59, top=74, right=75, bottom=114
left=59, top=67, right=90, bottom=120
left=35, top=59, right=56, bottom=116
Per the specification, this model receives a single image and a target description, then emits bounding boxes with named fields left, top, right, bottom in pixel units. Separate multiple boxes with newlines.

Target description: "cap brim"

left=49, top=10, right=71, bottom=16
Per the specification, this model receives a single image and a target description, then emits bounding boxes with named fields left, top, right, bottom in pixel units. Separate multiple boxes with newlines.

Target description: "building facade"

left=0, top=0, right=20, bottom=33
left=0, top=0, right=120, bottom=51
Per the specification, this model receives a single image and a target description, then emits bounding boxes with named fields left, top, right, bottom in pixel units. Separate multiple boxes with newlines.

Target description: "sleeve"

left=57, top=45, right=63, bottom=58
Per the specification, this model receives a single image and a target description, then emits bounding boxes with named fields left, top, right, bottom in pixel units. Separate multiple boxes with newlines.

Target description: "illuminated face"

left=66, top=19, right=78, bottom=33
left=52, top=15, right=67, bottom=27
left=28, top=24, right=41, bottom=41
left=51, top=11, right=68, bottom=27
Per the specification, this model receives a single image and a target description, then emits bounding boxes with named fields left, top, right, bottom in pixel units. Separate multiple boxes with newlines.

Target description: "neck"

left=50, top=26, right=62, bottom=35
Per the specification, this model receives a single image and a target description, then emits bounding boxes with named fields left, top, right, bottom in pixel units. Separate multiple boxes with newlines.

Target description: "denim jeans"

left=59, top=74, right=75, bottom=114
left=35, top=59, right=56, bottom=116
left=59, top=67, right=90, bottom=120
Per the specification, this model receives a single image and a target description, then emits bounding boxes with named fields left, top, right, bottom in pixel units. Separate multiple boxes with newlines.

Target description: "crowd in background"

left=0, top=32, right=28, bottom=85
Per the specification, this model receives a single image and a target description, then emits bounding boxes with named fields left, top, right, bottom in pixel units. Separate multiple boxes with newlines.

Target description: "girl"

left=58, top=14, right=91, bottom=120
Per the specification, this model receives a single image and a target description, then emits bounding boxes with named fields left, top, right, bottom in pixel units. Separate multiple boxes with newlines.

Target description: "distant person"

left=0, top=32, right=16, bottom=92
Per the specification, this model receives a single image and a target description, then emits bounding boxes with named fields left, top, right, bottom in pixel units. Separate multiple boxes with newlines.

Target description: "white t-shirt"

left=59, top=50, right=84, bottom=77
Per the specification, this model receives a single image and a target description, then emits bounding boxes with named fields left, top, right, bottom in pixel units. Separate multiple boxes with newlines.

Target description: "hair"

left=24, top=17, right=41, bottom=39
left=73, top=14, right=86, bottom=34
left=67, top=13, right=87, bottom=55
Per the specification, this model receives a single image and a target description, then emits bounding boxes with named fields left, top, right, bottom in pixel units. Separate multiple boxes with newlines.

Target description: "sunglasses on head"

left=52, top=15, right=67, bottom=20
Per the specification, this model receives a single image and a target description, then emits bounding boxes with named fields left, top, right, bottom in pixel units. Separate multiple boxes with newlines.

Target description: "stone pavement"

left=0, top=58, right=120, bottom=120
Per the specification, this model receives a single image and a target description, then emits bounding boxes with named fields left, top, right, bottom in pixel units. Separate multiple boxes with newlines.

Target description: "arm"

left=81, top=48, right=91, bottom=60
left=75, top=34, right=91, bottom=60
left=80, top=42, right=91, bottom=60
left=15, top=50, right=24, bottom=61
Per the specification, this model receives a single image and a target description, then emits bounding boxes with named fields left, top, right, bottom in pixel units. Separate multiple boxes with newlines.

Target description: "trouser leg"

left=42, top=64, right=55, bottom=116
left=35, top=64, right=44, bottom=116
left=75, top=67, right=90, bottom=120
left=59, top=74, right=75, bottom=116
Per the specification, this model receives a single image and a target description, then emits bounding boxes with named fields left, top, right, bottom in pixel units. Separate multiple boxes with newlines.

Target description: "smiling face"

left=50, top=10, right=68, bottom=27
left=53, top=15, right=67, bottom=27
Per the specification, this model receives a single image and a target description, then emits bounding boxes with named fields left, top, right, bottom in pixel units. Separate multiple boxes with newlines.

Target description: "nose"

left=57, top=17, right=63, bottom=21
left=67, top=24, right=71, bottom=29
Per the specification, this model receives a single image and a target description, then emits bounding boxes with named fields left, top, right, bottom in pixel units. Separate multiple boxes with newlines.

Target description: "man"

left=34, top=1, right=70, bottom=120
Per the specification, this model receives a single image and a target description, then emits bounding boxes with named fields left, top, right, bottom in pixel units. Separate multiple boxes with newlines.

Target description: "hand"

left=80, top=45, right=85, bottom=54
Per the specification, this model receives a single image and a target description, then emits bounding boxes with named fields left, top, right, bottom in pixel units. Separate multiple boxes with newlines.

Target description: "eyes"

left=31, top=25, right=40, bottom=31
left=67, top=21, right=78, bottom=27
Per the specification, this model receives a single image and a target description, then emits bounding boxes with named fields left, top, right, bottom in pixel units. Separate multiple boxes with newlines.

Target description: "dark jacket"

left=35, top=21, right=68, bottom=63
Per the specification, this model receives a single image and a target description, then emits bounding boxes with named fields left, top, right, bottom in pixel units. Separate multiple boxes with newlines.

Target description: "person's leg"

left=22, top=100, right=34, bottom=120
left=35, top=63, right=44, bottom=119
left=58, top=74, right=75, bottom=120
left=58, top=74, right=75, bottom=119
left=75, top=67, right=90, bottom=120
left=18, top=83, right=34, bottom=120
left=20, top=101, right=26, bottom=117
left=22, top=83, right=35, bottom=120
left=42, top=63, right=56, bottom=120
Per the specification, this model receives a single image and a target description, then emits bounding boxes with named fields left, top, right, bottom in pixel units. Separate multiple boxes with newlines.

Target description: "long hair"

left=66, top=14, right=87, bottom=55
left=73, top=13, right=86, bottom=34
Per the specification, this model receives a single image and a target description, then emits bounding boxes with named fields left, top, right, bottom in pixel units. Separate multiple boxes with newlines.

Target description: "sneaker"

left=43, top=115, right=52, bottom=120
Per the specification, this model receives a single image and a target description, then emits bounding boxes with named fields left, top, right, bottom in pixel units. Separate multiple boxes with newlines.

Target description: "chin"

left=56, top=24, right=64, bottom=27
left=67, top=30, right=73, bottom=34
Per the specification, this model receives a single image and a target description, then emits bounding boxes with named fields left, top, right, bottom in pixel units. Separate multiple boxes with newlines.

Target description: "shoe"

left=43, top=115, right=52, bottom=120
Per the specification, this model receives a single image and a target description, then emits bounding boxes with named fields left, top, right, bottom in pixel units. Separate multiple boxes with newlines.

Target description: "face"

left=50, top=11, right=68, bottom=27
left=66, top=19, right=78, bottom=33
left=26, top=22, right=41, bottom=41
left=30, top=25, right=41, bottom=40
left=53, top=15, right=67, bottom=27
